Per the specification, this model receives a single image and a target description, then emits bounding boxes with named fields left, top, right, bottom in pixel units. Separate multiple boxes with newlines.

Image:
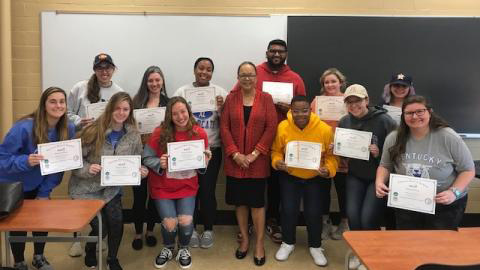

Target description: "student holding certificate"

left=69, top=92, right=147, bottom=270
left=271, top=95, right=338, bottom=266
left=0, top=87, right=75, bottom=270
left=376, top=95, right=475, bottom=230
left=129, top=65, right=170, bottom=250
left=67, top=53, right=124, bottom=131
left=142, top=96, right=210, bottom=269
left=173, top=57, right=228, bottom=249
left=338, top=84, right=396, bottom=270
left=220, top=61, right=277, bottom=266
left=310, top=68, right=349, bottom=240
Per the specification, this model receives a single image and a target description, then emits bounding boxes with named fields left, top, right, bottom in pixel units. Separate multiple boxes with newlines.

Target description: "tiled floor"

left=12, top=224, right=350, bottom=270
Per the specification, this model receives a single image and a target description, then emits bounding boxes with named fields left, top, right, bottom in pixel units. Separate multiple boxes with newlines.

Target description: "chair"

left=415, top=263, right=480, bottom=270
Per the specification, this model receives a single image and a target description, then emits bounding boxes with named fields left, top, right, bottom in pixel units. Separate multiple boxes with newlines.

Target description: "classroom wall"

left=7, top=0, right=480, bottom=213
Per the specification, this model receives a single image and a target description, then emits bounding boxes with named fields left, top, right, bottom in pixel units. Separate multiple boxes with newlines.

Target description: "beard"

left=267, top=57, right=285, bottom=69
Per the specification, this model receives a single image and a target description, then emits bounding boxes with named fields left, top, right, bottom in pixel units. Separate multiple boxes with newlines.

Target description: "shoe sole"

left=179, top=262, right=192, bottom=269
left=154, top=262, right=168, bottom=269
left=200, top=243, right=213, bottom=249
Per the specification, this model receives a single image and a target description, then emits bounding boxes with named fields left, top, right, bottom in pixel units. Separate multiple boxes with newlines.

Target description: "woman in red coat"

left=220, top=61, right=277, bottom=266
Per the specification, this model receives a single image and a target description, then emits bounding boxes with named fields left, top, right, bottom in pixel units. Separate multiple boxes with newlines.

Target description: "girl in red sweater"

left=143, top=96, right=210, bottom=269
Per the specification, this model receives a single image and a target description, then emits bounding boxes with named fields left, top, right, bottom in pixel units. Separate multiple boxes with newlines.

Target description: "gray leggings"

left=85, top=194, right=123, bottom=259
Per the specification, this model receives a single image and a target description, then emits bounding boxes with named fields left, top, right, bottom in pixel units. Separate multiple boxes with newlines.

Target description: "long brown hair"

left=20, top=87, right=70, bottom=145
left=132, top=65, right=169, bottom=109
left=389, top=95, right=449, bottom=165
left=157, top=96, right=197, bottom=152
left=78, top=92, right=136, bottom=159
left=86, top=64, right=116, bottom=103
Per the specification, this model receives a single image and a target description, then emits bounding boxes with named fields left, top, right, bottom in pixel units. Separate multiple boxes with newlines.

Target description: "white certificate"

left=315, top=96, right=347, bottom=121
left=101, top=155, right=141, bottom=186
left=333, top=127, right=372, bottom=161
left=383, top=105, right=401, bottom=125
left=85, top=102, right=108, bottom=120
left=133, top=107, right=166, bottom=134
left=262, top=81, right=293, bottom=104
left=285, top=141, right=322, bottom=170
left=184, top=87, right=216, bottom=113
left=38, top=139, right=83, bottom=175
left=387, top=173, right=437, bottom=215
left=167, top=140, right=206, bottom=172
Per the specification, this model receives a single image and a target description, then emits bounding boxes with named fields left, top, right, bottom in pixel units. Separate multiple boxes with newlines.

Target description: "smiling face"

left=171, top=101, right=190, bottom=131
left=266, top=44, right=287, bottom=68
left=112, top=100, right=131, bottom=126
left=323, top=74, right=342, bottom=96
left=147, top=72, right=164, bottom=95
left=390, top=83, right=410, bottom=99
left=345, top=96, right=369, bottom=118
left=291, top=100, right=311, bottom=129
left=194, top=60, right=213, bottom=87
left=94, top=64, right=114, bottom=86
left=45, top=92, right=67, bottom=121
left=403, top=102, right=431, bottom=131
left=237, top=63, right=257, bottom=92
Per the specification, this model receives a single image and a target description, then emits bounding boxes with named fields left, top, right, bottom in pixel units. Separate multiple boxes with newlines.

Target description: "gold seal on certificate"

left=133, top=107, right=166, bottom=134
left=262, top=81, right=293, bottom=104
left=38, top=138, right=83, bottom=175
left=383, top=105, right=401, bottom=125
left=101, top=155, right=141, bottom=186
left=167, top=140, right=206, bottom=172
left=184, top=87, right=216, bottom=113
left=285, top=141, right=322, bottom=170
left=333, top=127, right=372, bottom=161
left=85, top=101, right=108, bottom=120
left=315, top=96, right=347, bottom=121
left=387, top=173, right=437, bottom=215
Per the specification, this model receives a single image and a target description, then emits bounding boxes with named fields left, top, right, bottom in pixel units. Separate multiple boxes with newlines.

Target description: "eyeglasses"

left=238, top=74, right=256, bottom=79
left=404, top=108, right=428, bottom=117
left=267, top=49, right=287, bottom=55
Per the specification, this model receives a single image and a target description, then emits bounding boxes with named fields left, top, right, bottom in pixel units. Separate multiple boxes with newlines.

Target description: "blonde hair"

left=319, top=68, right=347, bottom=95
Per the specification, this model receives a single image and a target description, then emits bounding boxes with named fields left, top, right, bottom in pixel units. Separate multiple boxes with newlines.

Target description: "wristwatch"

left=449, top=187, right=462, bottom=200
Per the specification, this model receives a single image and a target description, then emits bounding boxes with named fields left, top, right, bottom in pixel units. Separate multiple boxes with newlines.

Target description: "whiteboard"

left=41, top=12, right=287, bottom=97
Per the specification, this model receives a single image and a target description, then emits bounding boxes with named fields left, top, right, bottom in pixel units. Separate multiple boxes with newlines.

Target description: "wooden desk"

left=0, top=200, right=104, bottom=269
left=344, top=230, right=480, bottom=270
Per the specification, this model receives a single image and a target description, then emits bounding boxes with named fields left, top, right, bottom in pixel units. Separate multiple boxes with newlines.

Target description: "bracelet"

left=252, top=150, right=259, bottom=157
left=232, top=152, right=239, bottom=160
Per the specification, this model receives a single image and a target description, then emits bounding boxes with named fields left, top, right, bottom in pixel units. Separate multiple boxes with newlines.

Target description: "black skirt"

left=225, top=176, right=266, bottom=208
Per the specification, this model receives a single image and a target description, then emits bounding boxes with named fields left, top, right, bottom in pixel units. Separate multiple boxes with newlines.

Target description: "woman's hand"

left=275, top=160, right=288, bottom=172
left=369, top=144, right=380, bottom=158
left=204, top=150, right=212, bottom=165
left=233, top=153, right=250, bottom=169
left=89, top=164, right=102, bottom=175
left=436, top=190, right=456, bottom=205
left=160, top=154, right=169, bottom=170
left=216, top=96, right=224, bottom=112
left=140, top=165, right=149, bottom=178
left=28, top=154, right=44, bottom=167
left=80, top=117, right=95, bottom=128
left=375, top=181, right=390, bottom=198
left=317, top=167, right=330, bottom=178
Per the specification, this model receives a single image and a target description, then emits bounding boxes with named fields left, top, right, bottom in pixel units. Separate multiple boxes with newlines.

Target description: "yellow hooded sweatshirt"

left=271, top=111, right=338, bottom=179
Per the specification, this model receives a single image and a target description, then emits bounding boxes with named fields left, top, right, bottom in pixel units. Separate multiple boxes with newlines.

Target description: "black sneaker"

left=32, top=255, right=53, bottom=270
left=84, top=248, right=97, bottom=268
left=154, top=247, right=173, bottom=268
left=107, top=258, right=123, bottom=270
left=176, top=248, right=192, bottom=269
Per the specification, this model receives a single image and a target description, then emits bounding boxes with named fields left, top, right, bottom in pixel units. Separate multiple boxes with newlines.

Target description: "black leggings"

left=85, top=194, right=123, bottom=259
left=194, top=147, right=222, bottom=231
left=322, top=172, right=347, bottom=218
left=131, top=178, right=157, bottom=234
left=10, top=189, right=47, bottom=263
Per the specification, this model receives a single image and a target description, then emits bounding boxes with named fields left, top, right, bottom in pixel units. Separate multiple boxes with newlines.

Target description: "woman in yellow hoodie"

left=271, top=95, right=338, bottom=267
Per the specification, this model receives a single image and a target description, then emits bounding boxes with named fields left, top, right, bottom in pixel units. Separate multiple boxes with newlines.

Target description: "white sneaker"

left=357, top=264, right=367, bottom=270
left=309, top=247, right=328, bottom=266
left=275, top=242, right=295, bottom=261
left=349, top=255, right=361, bottom=270
left=69, top=241, right=83, bottom=257
left=331, top=220, right=349, bottom=240
left=321, top=217, right=332, bottom=240
left=189, top=230, right=200, bottom=248
left=200, top=230, right=214, bottom=248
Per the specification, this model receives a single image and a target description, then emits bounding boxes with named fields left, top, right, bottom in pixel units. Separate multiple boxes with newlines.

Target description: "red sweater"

left=233, top=62, right=306, bottom=121
left=220, top=89, right=277, bottom=179
left=147, top=125, right=208, bottom=199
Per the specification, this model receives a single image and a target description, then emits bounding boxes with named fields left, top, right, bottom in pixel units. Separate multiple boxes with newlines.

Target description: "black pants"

left=266, top=168, right=281, bottom=222
left=10, top=189, right=48, bottom=263
left=322, top=172, right=347, bottom=218
left=85, top=194, right=123, bottom=259
left=131, top=178, right=157, bottom=234
left=194, top=147, right=222, bottom=231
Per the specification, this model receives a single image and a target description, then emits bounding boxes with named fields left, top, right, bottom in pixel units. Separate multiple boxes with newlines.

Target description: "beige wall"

left=7, top=0, right=480, bottom=212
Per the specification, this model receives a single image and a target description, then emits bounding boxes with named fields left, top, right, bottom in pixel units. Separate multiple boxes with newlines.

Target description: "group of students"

left=0, top=38, right=475, bottom=270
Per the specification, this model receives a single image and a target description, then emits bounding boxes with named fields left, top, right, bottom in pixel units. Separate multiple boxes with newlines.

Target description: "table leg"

left=4, top=231, right=10, bottom=266
left=98, top=212, right=102, bottom=270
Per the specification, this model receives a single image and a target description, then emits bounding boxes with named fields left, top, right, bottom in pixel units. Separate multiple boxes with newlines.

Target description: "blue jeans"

left=154, top=196, right=195, bottom=248
left=395, top=195, right=467, bottom=230
left=346, top=175, right=385, bottom=230
left=279, top=172, right=330, bottom=248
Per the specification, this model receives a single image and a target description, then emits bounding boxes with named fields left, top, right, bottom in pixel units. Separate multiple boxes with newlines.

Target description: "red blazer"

left=220, top=89, right=277, bottom=179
